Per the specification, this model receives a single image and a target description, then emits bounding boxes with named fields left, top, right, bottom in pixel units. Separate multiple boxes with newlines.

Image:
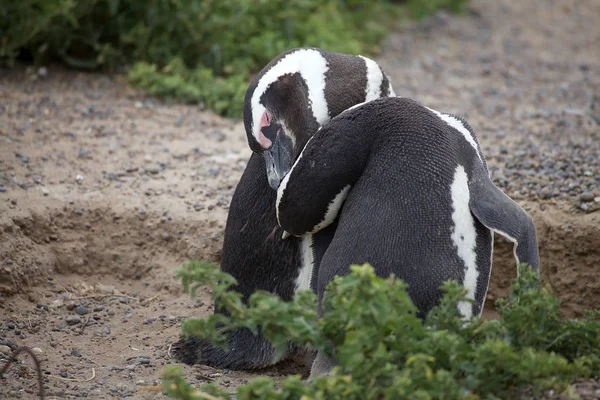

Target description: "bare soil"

left=1, top=0, right=599, bottom=398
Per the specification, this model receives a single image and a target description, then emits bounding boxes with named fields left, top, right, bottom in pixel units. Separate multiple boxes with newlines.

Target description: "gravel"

left=378, top=1, right=599, bottom=205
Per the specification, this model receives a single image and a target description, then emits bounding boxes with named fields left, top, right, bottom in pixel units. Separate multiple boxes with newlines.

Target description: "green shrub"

left=165, top=262, right=599, bottom=399
left=0, top=0, right=468, bottom=117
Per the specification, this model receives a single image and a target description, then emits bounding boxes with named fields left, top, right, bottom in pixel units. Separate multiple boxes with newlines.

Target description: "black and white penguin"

left=174, top=48, right=396, bottom=369
left=275, top=96, right=541, bottom=377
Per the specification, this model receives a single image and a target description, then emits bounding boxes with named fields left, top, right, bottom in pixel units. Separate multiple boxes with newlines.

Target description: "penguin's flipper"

left=468, top=175, right=540, bottom=271
left=276, top=113, right=376, bottom=237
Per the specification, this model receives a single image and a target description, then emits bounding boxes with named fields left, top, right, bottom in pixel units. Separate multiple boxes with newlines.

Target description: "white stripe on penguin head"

left=359, top=56, right=383, bottom=101
left=251, top=49, right=330, bottom=146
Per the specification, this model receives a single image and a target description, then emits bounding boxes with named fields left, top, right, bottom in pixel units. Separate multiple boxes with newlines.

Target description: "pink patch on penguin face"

left=257, top=110, right=273, bottom=149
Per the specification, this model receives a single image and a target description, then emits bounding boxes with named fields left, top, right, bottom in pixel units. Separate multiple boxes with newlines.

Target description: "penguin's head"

left=243, top=49, right=325, bottom=190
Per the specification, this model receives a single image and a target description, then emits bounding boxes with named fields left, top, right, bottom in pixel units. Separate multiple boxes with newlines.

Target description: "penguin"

left=174, top=48, right=396, bottom=369
left=275, top=96, right=541, bottom=377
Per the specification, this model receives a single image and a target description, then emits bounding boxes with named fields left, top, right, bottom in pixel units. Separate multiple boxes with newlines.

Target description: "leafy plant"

left=166, top=262, right=599, bottom=399
left=0, top=0, right=469, bottom=117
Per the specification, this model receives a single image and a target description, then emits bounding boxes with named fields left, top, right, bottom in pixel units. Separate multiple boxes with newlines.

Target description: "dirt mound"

left=489, top=203, right=600, bottom=318
left=0, top=201, right=222, bottom=297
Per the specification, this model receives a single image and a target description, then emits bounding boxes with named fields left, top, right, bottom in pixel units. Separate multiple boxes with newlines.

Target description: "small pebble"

left=580, top=192, right=595, bottom=202
left=66, top=315, right=82, bottom=325
left=75, top=305, right=88, bottom=315
left=36, top=303, right=49, bottom=312
left=578, top=203, right=590, bottom=212
left=0, top=345, right=12, bottom=356
left=32, top=347, right=43, bottom=355
left=93, top=305, right=104, bottom=312
left=137, top=357, right=151, bottom=365
left=59, top=372, right=68, bottom=378
left=6, top=322, right=15, bottom=329
left=146, top=166, right=161, bottom=174
left=70, top=349, right=82, bottom=357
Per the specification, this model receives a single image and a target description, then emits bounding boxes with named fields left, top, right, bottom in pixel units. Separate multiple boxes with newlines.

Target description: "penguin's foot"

left=172, top=327, right=287, bottom=370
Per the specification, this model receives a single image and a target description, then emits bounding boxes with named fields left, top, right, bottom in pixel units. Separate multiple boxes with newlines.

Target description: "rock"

left=146, top=165, right=161, bottom=175
left=32, top=347, right=43, bottom=355
left=6, top=322, right=15, bottom=329
left=0, top=345, right=12, bottom=356
left=70, top=349, right=82, bottom=357
left=136, top=357, right=151, bottom=365
left=93, top=305, right=104, bottom=312
left=66, top=315, right=82, bottom=325
left=580, top=192, right=595, bottom=202
left=75, top=305, right=88, bottom=315
left=78, top=148, right=90, bottom=158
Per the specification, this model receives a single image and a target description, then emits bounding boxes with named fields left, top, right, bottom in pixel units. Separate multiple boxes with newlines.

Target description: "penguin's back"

left=316, top=98, right=493, bottom=317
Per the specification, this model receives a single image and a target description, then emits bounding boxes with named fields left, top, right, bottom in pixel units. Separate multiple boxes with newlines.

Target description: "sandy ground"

left=1, top=0, right=599, bottom=398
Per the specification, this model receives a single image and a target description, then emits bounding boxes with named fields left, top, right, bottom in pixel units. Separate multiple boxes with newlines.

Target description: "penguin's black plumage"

left=174, top=48, right=395, bottom=369
left=275, top=97, right=540, bottom=377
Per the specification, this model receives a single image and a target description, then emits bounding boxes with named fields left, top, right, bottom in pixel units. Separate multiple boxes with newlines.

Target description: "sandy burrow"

left=0, top=0, right=599, bottom=398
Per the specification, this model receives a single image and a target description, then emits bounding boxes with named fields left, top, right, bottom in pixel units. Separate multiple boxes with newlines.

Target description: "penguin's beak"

left=261, top=123, right=293, bottom=190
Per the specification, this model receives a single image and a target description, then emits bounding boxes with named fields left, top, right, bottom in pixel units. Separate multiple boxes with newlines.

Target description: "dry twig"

left=0, top=346, right=45, bottom=400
